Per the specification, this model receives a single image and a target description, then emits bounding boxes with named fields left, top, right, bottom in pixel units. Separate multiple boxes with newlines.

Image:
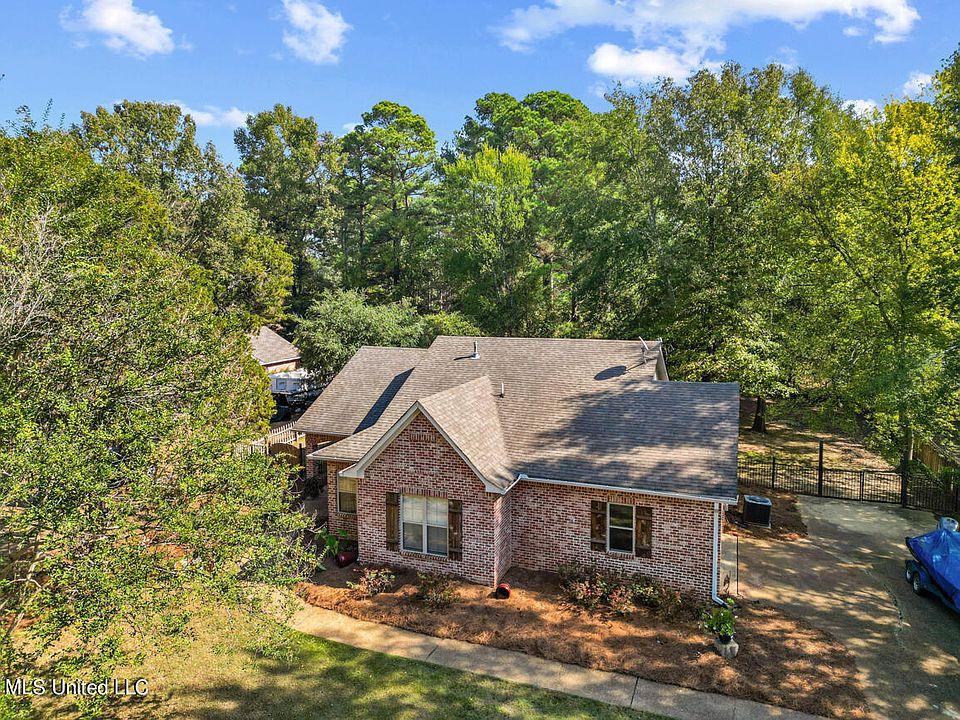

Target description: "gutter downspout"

left=711, top=501, right=725, bottom=606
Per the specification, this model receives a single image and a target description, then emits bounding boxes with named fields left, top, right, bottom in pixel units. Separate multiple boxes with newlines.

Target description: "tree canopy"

left=0, top=129, right=316, bottom=717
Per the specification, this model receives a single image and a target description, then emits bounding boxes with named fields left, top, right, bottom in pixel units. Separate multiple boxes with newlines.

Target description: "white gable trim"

left=339, top=403, right=508, bottom=495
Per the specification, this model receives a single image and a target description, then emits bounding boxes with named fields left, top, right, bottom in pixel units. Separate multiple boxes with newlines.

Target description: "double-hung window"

left=401, top=495, right=448, bottom=556
left=337, top=476, right=357, bottom=514
left=608, top=503, right=635, bottom=553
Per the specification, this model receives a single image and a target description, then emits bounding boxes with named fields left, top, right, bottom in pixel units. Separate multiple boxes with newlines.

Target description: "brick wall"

left=357, top=414, right=503, bottom=586
left=511, top=481, right=717, bottom=596
left=324, top=461, right=357, bottom=539
left=304, top=432, right=347, bottom=487
left=312, top=421, right=718, bottom=595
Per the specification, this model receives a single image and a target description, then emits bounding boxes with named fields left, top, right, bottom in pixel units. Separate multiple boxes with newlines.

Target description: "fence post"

left=859, top=471, right=865, bottom=502
left=771, top=456, right=777, bottom=490
left=817, top=440, right=824, bottom=497
left=900, top=465, right=909, bottom=508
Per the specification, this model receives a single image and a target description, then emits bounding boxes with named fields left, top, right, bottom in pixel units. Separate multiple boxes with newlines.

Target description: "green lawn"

left=37, top=611, right=666, bottom=720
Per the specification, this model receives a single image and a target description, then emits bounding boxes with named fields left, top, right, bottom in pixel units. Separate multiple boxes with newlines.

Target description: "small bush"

left=317, top=527, right=347, bottom=559
left=347, top=567, right=396, bottom=597
left=558, top=563, right=704, bottom=619
left=416, top=572, right=457, bottom=610
left=701, top=598, right=737, bottom=638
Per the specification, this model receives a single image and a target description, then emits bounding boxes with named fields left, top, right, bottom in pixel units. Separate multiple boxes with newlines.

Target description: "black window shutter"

left=448, top=499, right=463, bottom=560
left=590, top=500, right=607, bottom=551
left=385, top=492, right=400, bottom=551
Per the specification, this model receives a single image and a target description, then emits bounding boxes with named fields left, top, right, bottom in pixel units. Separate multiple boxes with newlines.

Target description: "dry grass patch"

left=300, top=566, right=869, bottom=719
left=739, top=397, right=892, bottom=470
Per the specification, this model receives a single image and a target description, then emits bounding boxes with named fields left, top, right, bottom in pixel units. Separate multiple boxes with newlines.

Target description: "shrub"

left=558, top=563, right=704, bottom=619
left=317, top=527, right=347, bottom=559
left=700, top=598, right=737, bottom=638
left=416, top=572, right=457, bottom=610
left=347, top=567, right=396, bottom=597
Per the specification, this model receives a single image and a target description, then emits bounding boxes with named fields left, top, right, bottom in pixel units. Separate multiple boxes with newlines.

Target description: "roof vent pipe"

left=499, top=381, right=505, bottom=397
left=470, top=340, right=480, bottom=360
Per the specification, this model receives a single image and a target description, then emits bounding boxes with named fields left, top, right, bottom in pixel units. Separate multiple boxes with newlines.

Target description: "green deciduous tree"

left=790, top=99, right=960, bottom=465
left=439, top=145, right=548, bottom=335
left=295, top=289, right=425, bottom=373
left=76, top=101, right=292, bottom=327
left=0, top=129, right=317, bottom=717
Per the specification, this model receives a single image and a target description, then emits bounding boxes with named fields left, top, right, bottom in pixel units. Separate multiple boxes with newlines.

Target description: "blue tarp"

left=908, top=528, right=960, bottom=610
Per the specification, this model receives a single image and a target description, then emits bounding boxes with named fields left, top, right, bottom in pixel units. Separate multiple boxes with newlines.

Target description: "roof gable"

left=341, top=377, right=514, bottom=493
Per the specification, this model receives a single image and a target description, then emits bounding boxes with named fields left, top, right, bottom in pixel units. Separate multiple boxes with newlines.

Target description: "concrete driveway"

left=733, top=497, right=960, bottom=720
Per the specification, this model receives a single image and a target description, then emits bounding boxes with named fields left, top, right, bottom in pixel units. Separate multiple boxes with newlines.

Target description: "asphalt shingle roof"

left=417, top=376, right=514, bottom=491
left=295, top=346, right=427, bottom=437
left=250, top=327, right=300, bottom=367
left=304, top=336, right=738, bottom=502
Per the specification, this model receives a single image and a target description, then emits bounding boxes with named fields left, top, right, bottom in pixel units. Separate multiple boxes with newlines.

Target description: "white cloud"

left=61, top=0, right=175, bottom=58
left=843, top=25, right=865, bottom=37
left=902, top=71, right=931, bottom=97
left=497, top=0, right=919, bottom=82
left=342, top=121, right=360, bottom=132
left=847, top=98, right=879, bottom=116
left=588, top=43, right=708, bottom=83
left=281, top=0, right=350, bottom=64
left=173, top=102, right=251, bottom=128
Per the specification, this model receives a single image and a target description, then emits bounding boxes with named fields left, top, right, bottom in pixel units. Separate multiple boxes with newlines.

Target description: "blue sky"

left=1, top=0, right=958, bottom=164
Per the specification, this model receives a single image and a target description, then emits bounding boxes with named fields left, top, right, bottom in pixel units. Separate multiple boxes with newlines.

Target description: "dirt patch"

left=299, top=566, right=868, bottom=719
left=740, top=397, right=893, bottom=470
left=725, top=489, right=808, bottom=541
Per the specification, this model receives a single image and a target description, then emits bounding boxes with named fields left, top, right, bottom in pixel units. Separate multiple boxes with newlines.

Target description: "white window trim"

left=607, top=502, right=635, bottom=555
left=337, top=475, right=357, bottom=515
left=401, top=494, right=448, bottom=557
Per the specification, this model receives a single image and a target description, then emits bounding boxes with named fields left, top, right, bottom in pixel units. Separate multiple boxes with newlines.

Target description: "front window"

left=337, top=476, right=357, bottom=514
left=401, top=495, right=447, bottom=556
left=608, top=503, right=634, bottom=553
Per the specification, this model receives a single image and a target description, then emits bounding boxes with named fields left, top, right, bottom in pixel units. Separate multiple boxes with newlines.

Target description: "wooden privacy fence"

left=738, top=458, right=960, bottom=515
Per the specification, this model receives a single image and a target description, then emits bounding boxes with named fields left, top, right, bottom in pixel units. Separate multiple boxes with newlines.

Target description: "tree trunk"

left=751, top=395, right=767, bottom=433
left=900, top=420, right=914, bottom=469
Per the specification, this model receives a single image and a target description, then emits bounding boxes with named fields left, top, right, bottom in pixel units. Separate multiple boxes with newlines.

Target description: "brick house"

left=294, top=336, right=738, bottom=598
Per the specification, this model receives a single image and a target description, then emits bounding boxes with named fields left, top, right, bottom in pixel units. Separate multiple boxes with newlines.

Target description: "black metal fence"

left=738, top=458, right=960, bottom=514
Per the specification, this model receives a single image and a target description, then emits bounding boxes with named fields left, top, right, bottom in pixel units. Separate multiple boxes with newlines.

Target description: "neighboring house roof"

left=305, top=336, right=738, bottom=502
left=251, top=326, right=301, bottom=367
left=294, top=346, right=428, bottom=437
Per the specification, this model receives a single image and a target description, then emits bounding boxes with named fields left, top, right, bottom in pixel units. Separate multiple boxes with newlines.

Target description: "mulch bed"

left=725, top=488, right=808, bottom=541
left=298, top=565, right=867, bottom=719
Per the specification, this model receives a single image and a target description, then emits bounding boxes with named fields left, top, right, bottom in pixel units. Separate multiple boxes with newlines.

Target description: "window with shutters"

left=401, top=495, right=448, bottom=556
left=607, top=503, right=634, bottom=553
left=337, top=476, right=357, bottom=514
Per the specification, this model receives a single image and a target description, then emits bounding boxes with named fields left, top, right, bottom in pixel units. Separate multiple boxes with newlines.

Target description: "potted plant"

left=317, top=528, right=357, bottom=567
left=701, top=598, right=738, bottom=658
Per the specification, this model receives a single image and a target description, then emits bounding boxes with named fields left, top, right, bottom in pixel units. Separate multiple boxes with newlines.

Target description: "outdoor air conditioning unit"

left=743, top=495, right=772, bottom=528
